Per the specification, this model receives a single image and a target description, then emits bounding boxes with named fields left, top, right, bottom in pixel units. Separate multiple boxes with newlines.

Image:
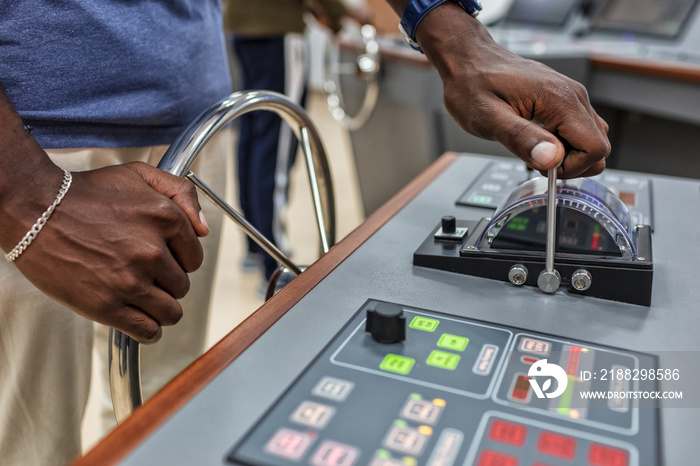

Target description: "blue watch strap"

left=399, top=0, right=483, bottom=51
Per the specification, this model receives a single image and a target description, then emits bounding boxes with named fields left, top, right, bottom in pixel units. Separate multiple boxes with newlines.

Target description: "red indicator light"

left=521, top=356, right=538, bottom=365
left=511, top=375, right=531, bottom=401
left=589, top=444, right=629, bottom=466
left=477, top=450, right=518, bottom=466
left=566, top=347, right=581, bottom=376
left=488, top=419, right=527, bottom=447
left=537, top=431, right=576, bottom=459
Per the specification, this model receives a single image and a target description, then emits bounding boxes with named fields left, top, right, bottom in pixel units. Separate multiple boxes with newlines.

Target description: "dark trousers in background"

left=232, top=35, right=308, bottom=280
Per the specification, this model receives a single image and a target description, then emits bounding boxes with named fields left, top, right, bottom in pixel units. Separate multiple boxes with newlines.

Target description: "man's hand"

left=409, top=2, right=611, bottom=178
left=11, top=162, right=208, bottom=344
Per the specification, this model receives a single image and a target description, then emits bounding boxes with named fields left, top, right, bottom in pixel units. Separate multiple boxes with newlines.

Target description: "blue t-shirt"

left=0, top=0, right=232, bottom=148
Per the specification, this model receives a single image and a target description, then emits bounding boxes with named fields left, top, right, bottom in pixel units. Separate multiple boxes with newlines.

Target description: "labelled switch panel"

left=228, top=300, right=658, bottom=466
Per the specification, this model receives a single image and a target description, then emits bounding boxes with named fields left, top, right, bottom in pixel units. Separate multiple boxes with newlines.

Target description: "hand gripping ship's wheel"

left=108, top=90, right=336, bottom=423
left=323, top=24, right=381, bottom=131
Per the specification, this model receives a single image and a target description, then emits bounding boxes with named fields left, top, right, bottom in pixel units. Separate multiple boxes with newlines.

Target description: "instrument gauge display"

left=477, top=178, right=637, bottom=259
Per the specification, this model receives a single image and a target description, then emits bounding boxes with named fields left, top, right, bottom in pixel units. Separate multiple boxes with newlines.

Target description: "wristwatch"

left=399, top=0, right=482, bottom=52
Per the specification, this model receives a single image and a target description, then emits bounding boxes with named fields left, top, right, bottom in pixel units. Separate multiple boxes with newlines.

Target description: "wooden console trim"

left=590, top=54, right=700, bottom=84
left=74, top=152, right=459, bottom=466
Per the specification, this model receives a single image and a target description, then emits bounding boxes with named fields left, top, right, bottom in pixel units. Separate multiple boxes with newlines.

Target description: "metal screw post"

left=571, top=269, right=592, bottom=291
left=509, top=264, right=529, bottom=286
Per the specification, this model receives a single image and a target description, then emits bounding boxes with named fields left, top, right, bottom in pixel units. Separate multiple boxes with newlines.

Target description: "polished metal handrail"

left=109, top=90, right=336, bottom=423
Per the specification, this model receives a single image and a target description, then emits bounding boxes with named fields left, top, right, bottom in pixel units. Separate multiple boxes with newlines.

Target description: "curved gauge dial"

left=477, top=177, right=637, bottom=259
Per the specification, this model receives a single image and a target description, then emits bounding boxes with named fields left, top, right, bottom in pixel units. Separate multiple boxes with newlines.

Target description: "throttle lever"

left=537, top=168, right=561, bottom=293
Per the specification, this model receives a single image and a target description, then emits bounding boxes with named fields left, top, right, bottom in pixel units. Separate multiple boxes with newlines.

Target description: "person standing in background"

left=224, top=0, right=369, bottom=290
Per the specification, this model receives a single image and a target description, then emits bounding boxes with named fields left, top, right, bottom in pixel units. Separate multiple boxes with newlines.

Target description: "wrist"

left=415, top=2, right=496, bottom=76
left=0, top=130, right=65, bottom=254
left=0, top=163, right=66, bottom=255
left=400, top=0, right=482, bottom=52
left=0, top=87, right=69, bottom=255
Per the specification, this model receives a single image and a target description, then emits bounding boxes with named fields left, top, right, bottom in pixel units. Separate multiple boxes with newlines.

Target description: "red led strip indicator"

left=592, top=224, right=601, bottom=250
left=521, top=356, right=539, bottom=365
left=566, top=346, right=582, bottom=376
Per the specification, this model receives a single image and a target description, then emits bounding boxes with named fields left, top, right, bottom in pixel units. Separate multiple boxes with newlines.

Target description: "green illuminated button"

left=409, top=316, right=439, bottom=332
left=426, top=350, right=461, bottom=370
left=437, top=334, right=469, bottom=352
left=379, top=354, right=415, bottom=375
left=472, top=194, right=493, bottom=205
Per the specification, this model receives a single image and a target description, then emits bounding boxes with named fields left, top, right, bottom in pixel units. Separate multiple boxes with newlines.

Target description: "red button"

left=589, top=444, right=629, bottom=466
left=478, top=450, right=518, bottom=466
left=537, top=431, right=576, bottom=459
left=511, top=374, right=531, bottom=401
left=488, top=419, right=527, bottom=447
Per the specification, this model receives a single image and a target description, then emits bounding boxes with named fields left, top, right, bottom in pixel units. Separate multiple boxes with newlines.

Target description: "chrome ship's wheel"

left=323, top=24, right=381, bottom=131
left=108, top=90, right=336, bottom=423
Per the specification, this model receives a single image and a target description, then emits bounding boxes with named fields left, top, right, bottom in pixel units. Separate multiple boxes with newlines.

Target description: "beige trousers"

left=0, top=129, right=230, bottom=465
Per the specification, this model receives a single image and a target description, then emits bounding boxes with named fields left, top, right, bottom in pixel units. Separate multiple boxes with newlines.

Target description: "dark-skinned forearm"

left=384, top=0, right=495, bottom=74
left=0, top=86, right=65, bottom=254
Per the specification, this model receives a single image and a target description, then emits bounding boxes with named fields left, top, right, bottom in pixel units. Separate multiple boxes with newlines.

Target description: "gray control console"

left=229, top=300, right=658, bottom=466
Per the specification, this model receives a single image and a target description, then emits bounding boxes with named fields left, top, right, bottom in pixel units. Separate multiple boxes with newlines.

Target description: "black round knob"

left=365, top=302, right=406, bottom=344
left=441, top=215, right=456, bottom=234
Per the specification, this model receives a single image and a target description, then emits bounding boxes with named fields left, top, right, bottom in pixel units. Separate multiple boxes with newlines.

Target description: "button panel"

left=437, top=334, right=469, bottom=352
left=291, top=401, right=336, bottom=429
left=457, top=161, right=529, bottom=209
left=382, top=424, right=429, bottom=456
left=589, top=443, right=630, bottom=466
left=488, top=419, right=527, bottom=447
left=379, top=354, right=415, bottom=375
left=426, top=350, right=461, bottom=371
left=477, top=450, right=519, bottom=466
left=537, top=431, right=577, bottom=459
left=400, top=397, right=443, bottom=425
left=311, top=441, right=359, bottom=466
left=312, top=377, right=355, bottom=402
left=495, top=334, right=643, bottom=433
left=473, top=344, right=499, bottom=376
left=228, top=300, right=656, bottom=466
left=409, top=316, right=440, bottom=332
left=264, top=428, right=314, bottom=461
left=465, top=413, right=634, bottom=466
